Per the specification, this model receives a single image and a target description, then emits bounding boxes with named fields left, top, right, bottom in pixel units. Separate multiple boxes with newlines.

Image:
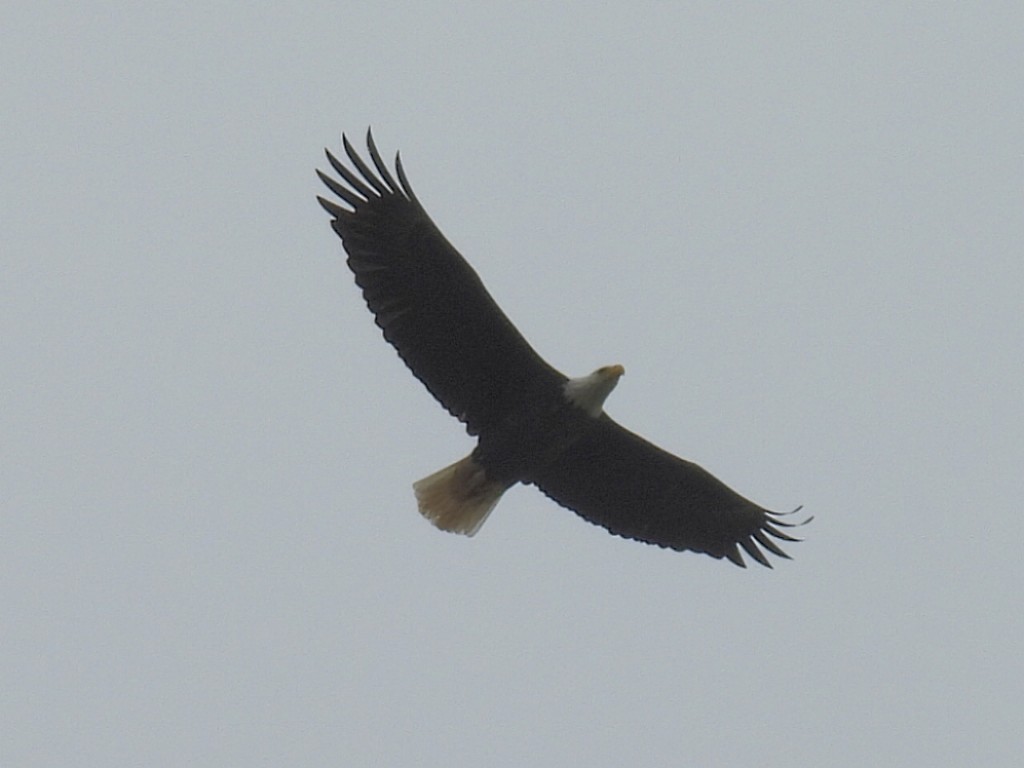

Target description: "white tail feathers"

left=412, top=455, right=509, bottom=536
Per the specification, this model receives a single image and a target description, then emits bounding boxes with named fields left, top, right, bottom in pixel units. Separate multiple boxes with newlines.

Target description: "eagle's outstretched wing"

left=533, top=415, right=807, bottom=567
left=317, top=131, right=565, bottom=435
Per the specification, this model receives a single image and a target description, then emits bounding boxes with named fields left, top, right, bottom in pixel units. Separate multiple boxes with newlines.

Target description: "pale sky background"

left=3, top=3, right=1022, bottom=766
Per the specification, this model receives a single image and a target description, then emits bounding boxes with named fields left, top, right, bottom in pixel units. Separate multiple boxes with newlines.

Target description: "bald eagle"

left=317, top=131, right=806, bottom=567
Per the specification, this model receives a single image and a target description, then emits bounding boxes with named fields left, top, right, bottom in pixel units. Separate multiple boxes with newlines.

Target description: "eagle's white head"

left=563, top=364, right=625, bottom=417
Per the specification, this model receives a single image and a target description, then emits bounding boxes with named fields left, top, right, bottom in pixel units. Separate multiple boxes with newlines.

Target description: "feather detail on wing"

left=317, top=130, right=564, bottom=434
left=532, top=415, right=808, bottom=567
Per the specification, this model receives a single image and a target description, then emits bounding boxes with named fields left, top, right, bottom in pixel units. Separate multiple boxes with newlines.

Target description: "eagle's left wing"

left=531, top=415, right=806, bottom=567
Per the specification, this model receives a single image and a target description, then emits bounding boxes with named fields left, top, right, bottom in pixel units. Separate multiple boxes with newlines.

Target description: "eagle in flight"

left=317, top=130, right=807, bottom=567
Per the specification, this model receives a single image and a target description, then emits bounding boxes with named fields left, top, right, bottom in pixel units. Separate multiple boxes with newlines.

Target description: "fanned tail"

left=413, top=455, right=509, bottom=536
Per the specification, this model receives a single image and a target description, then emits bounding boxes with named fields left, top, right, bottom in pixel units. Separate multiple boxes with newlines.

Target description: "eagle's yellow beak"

left=601, top=364, right=625, bottom=378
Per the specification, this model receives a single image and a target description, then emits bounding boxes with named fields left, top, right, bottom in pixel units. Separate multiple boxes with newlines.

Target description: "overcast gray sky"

left=3, top=3, right=1022, bottom=766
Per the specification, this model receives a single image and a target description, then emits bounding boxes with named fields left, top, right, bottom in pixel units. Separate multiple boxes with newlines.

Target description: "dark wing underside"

left=317, top=131, right=564, bottom=434
left=532, top=415, right=805, bottom=567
